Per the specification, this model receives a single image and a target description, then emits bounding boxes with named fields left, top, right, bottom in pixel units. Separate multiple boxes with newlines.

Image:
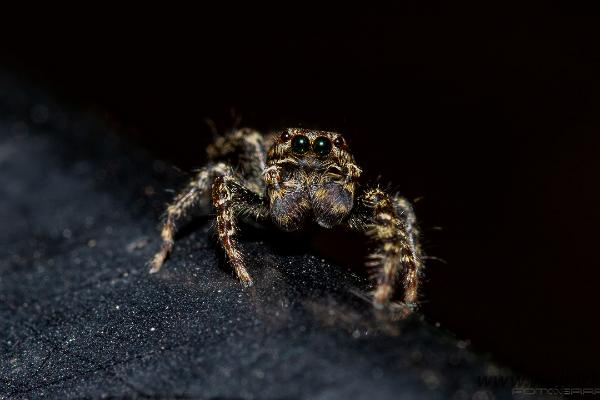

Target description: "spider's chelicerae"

left=149, top=128, right=423, bottom=312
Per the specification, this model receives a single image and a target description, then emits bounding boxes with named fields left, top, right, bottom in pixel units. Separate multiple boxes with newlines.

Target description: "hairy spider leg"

left=211, top=174, right=268, bottom=286
left=392, top=195, right=422, bottom=305
left=149, top=128, right=269, bottom=273
left=347, top=187, right=423, bottom=310
left=149, top=162, right=231, bottom=273
left=206, top=128, right=267, bottom=195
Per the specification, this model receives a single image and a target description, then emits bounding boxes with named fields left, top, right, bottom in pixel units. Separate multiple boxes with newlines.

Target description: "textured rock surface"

left=0, top=75, right=524, bottom=399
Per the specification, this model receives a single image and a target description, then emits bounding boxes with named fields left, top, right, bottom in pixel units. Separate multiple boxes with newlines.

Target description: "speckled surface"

left=0, top=75, right=523, bottom=399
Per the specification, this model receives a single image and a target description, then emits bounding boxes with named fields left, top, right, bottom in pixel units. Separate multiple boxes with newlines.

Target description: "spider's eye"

left=333, top=136, right=346, bottom=148
left=291, top=135, right=310, bottom=154
left=280, top=131, right=292, bottom=141
left=313, top=136, right=332, bottom=157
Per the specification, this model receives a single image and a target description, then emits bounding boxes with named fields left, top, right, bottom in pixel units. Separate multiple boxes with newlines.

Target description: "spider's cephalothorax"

left=149, top=128, right=423, bottom=313
left=265, top=128, right=361, bottom=231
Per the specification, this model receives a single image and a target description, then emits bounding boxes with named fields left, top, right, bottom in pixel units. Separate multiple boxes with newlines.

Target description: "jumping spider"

left=149, top=128, right=423, bottom=312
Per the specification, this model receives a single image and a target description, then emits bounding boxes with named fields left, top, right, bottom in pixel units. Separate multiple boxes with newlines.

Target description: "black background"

left=2, top=8, right=598, bottom=385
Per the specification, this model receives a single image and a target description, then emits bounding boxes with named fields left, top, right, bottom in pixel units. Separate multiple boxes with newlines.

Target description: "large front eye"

left=313, top=136, right=332, bottom=157
left=291, top=135, right=310, bottom=154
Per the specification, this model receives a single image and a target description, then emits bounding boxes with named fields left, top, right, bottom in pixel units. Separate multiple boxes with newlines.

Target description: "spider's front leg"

left=347, top=187, right=423, bottom=311
left=149, top=162, right=230, bottom=273
left=211, top=174, right=269, bottom=286
left=150, top=128, right=268, bottom=274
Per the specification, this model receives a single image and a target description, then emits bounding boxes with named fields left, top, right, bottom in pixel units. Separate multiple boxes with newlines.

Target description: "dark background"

left=2, top=9, right=598, bottom=385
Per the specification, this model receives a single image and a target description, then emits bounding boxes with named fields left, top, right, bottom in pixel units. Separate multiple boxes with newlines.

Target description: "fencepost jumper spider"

left=149, top=128, right=423, bottom=312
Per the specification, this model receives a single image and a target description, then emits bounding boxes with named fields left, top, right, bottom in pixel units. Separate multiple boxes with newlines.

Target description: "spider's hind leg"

left=206, top=128, right=267, bottom=194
